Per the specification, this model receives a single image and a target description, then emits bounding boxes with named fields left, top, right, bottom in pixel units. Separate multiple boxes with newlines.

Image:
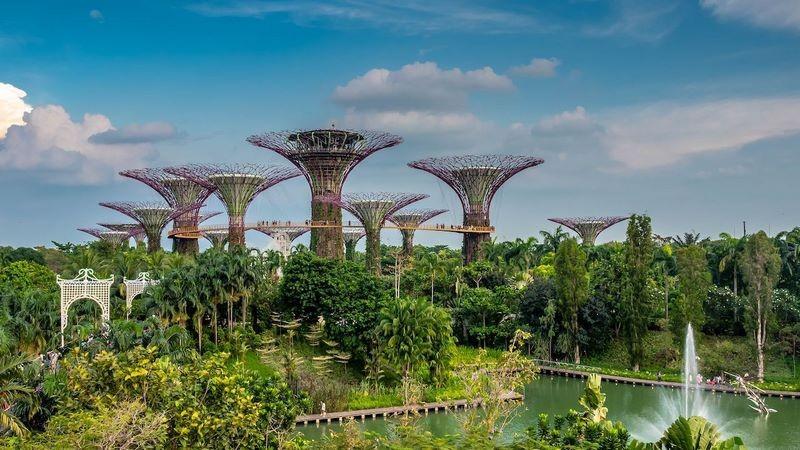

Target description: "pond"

left=298, top=376, right=800, bottom=449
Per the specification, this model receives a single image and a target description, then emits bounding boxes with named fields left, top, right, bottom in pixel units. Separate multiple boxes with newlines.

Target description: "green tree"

left=554, top=238, right=588, bottom=364
left=622, top=214, right=655, bottom=371
left=671, top=244, right=711, bottom=338
left=378, top=297, right=455, bottom=390
left=739, top=230, right=781, bottom=382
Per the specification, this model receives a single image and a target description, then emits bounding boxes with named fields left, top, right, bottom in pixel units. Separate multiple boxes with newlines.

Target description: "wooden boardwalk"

left=295, top=391, right=522, bottom=425
left=538, top=365, right=800, bottom=399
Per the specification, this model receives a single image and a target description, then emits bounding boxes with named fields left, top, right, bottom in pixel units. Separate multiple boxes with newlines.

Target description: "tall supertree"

left=100, top=201, right=195, bottom=253
left=408, top=155, right=544, bottom=263
left=318, top=192, right=427, bottom=275
left=78, top=228, right=130, bottom=247
left=98, top=223, right=146, bottom=247
left=247, top=129, right=403, bottom=260
left=166, top=164, right=301, bottom=247
left=202, top=230, right=229, bottom=250
left=119, top=168, right=216, bottom=255
left=254, top=226, right=309, bottom=259
left=548, top=216, right=630, bottom=246
left=389, top=209, right=448, bottom=259
left=342, top=228, right=367, bottom=261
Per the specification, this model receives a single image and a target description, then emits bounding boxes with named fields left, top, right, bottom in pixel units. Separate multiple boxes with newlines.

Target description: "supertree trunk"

left=400, top=229, right=415, bottom=260
left=311, top=198, right=343, bottom=259
left=365, top=227, right=381, bottom=276
left=228, top=215, right=246, bottom=248
left=345, top=240, right=357, bottom=261
left=463, top=212, right=490, bottom=263
left=175, top=237, right=200, bottom=255
left=146, top=231, right=162, bottom=253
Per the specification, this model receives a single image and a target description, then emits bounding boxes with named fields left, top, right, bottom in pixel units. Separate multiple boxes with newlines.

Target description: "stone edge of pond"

left=295, top=391, right=522, bottom=425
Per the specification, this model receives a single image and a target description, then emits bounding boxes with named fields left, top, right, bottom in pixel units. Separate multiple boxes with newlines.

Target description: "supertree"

left=247, top=128, right=403, bottom=259
left=548, top=216, right=630, bottom=246
left=408, top=155, right=544, bottom=263
left=100, top=201, right=196, bottom=253
left=166, top=163, right=301, bottom=247
left=253, top=226, right=309, bottom=259
left=119, top=168, right=216, bottom=255
left=198, top=211, right=222, bottom=225
left=78, top=228, right=130, bottom=247
left=98, top=223, right=146, bottom=247
left=317, top=192, right=427, bottom=275
left=202, top=230, right=229, bottom=250
left=389, top=208, right=448, bottom=259
left=342, top=228, right=367, bottom=261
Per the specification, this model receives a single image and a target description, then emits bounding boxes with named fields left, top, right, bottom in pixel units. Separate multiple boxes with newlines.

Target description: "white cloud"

left=188, top=0, right=541, bottom=34
left=0, top=83, right=32, bottom=139
left=343, top=109, right=488, bottom=135
left=532, top=98, right=800, bottom=170
left=0, top=105, right=158, bottom=184
left=510, top=57, right=561, bottom=78
left=700, top=0, right=800, bottom=32
left=89, top=9, right=104, bottom=22
left=584, top=0, right=683, bottom=43
left=332, top=61, right=513, bottom=112
left=89, top=122, right=179, bottom=144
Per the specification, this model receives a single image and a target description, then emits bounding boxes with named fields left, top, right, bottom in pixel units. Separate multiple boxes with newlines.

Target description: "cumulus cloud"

left=510, top=57, right=561, bottom=78
left=332, top=61, right=513, bottom=112
left=700, top=0, right=800, bottom=32
left=0, top=83, right=32, bottom=139
left=89, top=122, right=179, bottom=144
left=531, top=98, right=800, bottom=170
left=0, top=105, right=159, bottom=184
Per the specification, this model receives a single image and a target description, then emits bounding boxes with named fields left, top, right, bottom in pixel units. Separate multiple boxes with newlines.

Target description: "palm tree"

left=0, top=354, right=34, bottom=437
left=540, top=227, right=569, bottom=255
left=629, top=416, right=745, bottom=449
left=671, top=231, right=709, bottom=248
left=718, top=232, right=745, bottom=296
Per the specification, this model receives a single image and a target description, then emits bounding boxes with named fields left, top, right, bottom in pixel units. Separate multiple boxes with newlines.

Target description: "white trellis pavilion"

left=123, top=272, right=159, bottom=318
left=57, top=268, right=115, bottom=346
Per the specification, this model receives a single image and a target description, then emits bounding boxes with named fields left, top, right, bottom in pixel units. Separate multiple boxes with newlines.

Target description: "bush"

left=278, top=251, right=390, bottom=362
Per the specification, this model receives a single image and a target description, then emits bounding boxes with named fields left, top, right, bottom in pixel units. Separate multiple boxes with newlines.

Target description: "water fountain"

left=683, top=323, right=699, bottom=418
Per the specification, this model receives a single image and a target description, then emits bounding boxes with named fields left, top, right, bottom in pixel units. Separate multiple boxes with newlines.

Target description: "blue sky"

left=1, top=0, right=799, bottom=250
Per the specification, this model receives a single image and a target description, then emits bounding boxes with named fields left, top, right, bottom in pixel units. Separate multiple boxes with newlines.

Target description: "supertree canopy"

left=254, top=226, right=309, bottom=259
left=98, top=223, right=146, bottom=246
left=78, top=228, right=130, bottom=247
left=408, top=155, right=544, bottom=263
left=548, top=216, right=630, bottom=246
left=342, top=228, right=367, bottom=261
left=247, top=129, right=403, bottom=259
left=389, top=208, right=447, bottom=259
left=202, top=230, right=229, bottom=250
left=166, top=163, right=301, bottom=247
left=318, top=192, right=426, bottom=275
left=119, top=168, right=216, bottom=255
left=100, top=201, right=195, bottom=253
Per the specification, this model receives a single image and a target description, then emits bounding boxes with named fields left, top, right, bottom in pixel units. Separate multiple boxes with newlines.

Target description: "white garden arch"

left=57, top=268, right=114, bottom=346
left=123, top=272, right=159, bottom=318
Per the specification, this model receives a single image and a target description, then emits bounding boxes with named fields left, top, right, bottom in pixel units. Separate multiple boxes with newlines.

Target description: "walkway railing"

left=169, top=221, right=494, bottom=238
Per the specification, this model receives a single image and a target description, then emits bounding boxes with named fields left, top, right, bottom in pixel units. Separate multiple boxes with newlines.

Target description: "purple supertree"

left=317, top=192, right=427, bottom=275
left=408, top=155, right=544, bottom=263
left=98, top=223, right=146, bottom=247
left=389, top=209, right=448, bottom=259
left=100, top=201, right=198, bottom=253
left=202, top=229, right=229, bottom=250
left=78, top=228, right=130, bottom=247
left=548, top=216, right=630, bottom=246
left=253, top=226, right=310, bottom=259
left=342, top=228, right=367, bottom=261
left=247, top=128, right=403, bottom=259
left=119, top=168, right=216, bottom=255
left=166, top=163, right=301, bottom=247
